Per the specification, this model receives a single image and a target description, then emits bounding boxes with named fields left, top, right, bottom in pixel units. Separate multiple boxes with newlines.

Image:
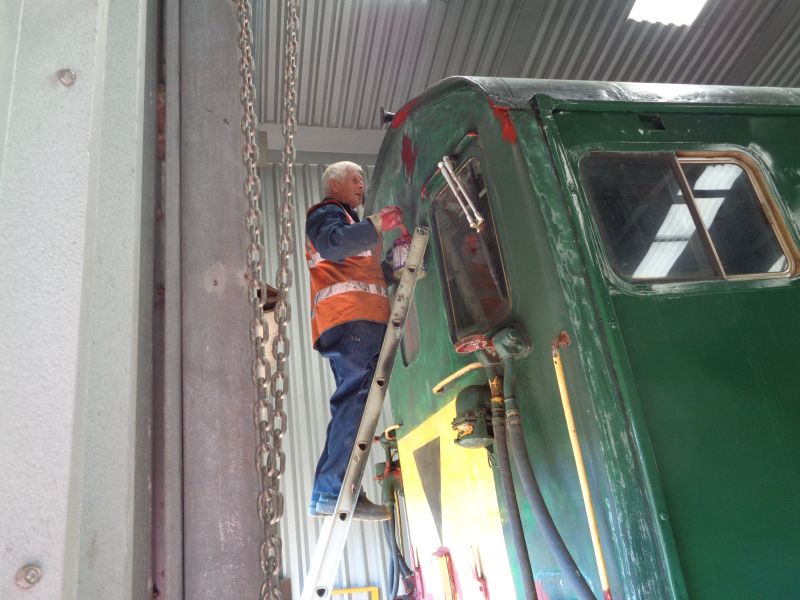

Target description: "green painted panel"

left=554, top=104, right=800, bottom=598
left=374, top=81, right=671, bottom=599
left=614, top=289, right=800, bottom=598
left=371, top=79, right=800, bottom=599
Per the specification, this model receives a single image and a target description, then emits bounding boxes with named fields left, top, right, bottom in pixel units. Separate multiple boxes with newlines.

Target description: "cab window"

left=432, top=158, right=510, bottom=341
left=579, top=152, right=792, bottom=282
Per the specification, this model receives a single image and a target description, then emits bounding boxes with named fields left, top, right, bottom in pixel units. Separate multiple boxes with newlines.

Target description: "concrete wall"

left=178, top=2, right=264, bottom=597
left=0, top=0, right=158, bottom=598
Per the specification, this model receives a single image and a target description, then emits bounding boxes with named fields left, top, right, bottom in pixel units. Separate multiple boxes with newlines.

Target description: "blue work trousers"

left=311, top=320, right=386, bottom=504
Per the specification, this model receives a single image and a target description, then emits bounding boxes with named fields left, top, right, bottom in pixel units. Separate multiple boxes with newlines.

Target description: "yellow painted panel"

left=397, top=398, right=514, bottom=598
left=332, top=586, right=379, bottom=600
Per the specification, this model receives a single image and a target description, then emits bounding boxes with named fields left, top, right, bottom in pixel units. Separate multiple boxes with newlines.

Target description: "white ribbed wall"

left=0, top=0, right=157, bottom=598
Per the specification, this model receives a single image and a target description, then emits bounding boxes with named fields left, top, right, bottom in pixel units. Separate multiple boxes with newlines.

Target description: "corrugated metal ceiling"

left=255, top=0, right=800, bottom=132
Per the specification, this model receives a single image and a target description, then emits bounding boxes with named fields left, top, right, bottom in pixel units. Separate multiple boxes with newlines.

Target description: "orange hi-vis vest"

left=305, top=199, right=390, bottom=345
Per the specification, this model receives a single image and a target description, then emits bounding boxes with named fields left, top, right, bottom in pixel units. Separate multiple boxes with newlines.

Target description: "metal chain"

left=274, top=2, right=298, bottom=490
left=234, top=0, right=295, bottom=597
left=261, top=0, right=299, bottom=596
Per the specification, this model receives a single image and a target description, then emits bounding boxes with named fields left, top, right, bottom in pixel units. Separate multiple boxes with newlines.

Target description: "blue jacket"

left=306, top=200, right=378, bottom=262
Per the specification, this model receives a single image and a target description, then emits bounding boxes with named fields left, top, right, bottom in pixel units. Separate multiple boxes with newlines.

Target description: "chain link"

left=234, top=0, right=297, bottom=597
left=273, top=0, right=298, bottom=517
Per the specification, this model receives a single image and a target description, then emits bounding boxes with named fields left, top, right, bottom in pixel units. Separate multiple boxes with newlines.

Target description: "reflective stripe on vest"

left=312, top=280, right=388, bottom=310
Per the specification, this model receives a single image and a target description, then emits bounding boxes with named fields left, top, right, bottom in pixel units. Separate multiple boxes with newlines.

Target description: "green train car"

left=367, top=77, right=800, bottom=599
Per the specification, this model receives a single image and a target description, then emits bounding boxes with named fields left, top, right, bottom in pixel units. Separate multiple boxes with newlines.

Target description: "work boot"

left=352, top=495, right=391, bottom=521
left=312, top=492, right=391, bottom=522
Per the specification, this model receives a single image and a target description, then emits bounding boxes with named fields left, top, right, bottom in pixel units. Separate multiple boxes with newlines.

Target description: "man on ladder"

left=304, top=160, right=404, bottom=521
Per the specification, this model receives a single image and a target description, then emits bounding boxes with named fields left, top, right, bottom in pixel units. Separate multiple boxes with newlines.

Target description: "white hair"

left=321, top=161, right=363, bottom=195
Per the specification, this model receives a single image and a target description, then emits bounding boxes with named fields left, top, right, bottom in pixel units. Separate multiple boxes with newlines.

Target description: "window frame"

left=577, top=149, right=798, bottom=286
left=430, top=153, right=511, bottom=343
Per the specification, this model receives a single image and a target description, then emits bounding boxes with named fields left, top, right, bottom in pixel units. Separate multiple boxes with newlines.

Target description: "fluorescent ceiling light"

left=692, top=164, right=741, bottom=191
left=633, top=241, right=689, bottom=279
left=656, top=204, right=696, bottom=239
left=769, top=256, right=788, bottom=273
left=694, top=197, right=725, bottom=228
left=628, top=0, right=708, bottom=26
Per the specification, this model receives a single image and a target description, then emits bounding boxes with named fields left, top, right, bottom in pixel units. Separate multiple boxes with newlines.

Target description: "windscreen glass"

left=580, top=153, right=790, bottom=281
left=433, top=159, right=510, bottom=340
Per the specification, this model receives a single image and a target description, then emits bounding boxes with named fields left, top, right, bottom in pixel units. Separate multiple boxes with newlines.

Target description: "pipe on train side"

left=502, top=356, right=597, bottom=600
left=484, top=367, right=539, bottom=599
left=379, top=431, right=414, bottom=598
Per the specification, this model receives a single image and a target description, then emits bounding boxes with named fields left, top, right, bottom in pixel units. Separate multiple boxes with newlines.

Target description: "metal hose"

left=503, top=363, right=596, bottom=600
left=488, top=328, right=598, bottom=599
left=491, top=399, right=538, bottom=599
left=382, top=520, right=400, bottom=599
left=382, top=476, right=414, bottom=598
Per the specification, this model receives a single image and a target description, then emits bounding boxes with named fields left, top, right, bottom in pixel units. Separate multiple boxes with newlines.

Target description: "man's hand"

left=367, top=205, right=404, bottom=232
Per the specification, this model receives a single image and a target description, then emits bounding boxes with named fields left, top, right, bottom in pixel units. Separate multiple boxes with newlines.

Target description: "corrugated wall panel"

left=256, top=0, right=800, bottom=133
left=745, top=7, right=800, bottom=86
left=254, top=0, right=284, bottom=125
left=260, top=162, right=396, bottom=598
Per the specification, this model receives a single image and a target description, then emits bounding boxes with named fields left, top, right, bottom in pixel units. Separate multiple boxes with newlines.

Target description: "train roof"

left=404, top=76, right=800, bottom=111
left=371, top=76, right=800, bottom=205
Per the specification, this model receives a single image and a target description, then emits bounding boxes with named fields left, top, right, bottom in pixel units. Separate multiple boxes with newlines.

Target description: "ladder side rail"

left=301, top=228, right=429, bottom=600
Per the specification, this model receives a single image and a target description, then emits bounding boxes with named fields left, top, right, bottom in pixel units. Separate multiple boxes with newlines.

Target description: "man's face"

left=330, top=168, right=365, bottom=208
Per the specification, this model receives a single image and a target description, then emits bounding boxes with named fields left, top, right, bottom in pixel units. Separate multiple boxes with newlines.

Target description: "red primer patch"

left=489, top=101, right=517, bottom=144
left=391, top=98, right=419, bottom=129
left=401, top=134, right=418, bottom=180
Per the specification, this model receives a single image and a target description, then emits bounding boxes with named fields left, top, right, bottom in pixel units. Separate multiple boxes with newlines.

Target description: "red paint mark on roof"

left=489, top=101, right=517, bottom=144
left=401, top=134, right=418, bottom=180
left=391, top=97, right=420, bottom=129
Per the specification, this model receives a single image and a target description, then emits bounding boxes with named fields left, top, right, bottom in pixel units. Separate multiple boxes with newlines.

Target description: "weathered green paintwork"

left=368, top=77, right=800, bottom=599
left=547, top=100, right=800, bottom=599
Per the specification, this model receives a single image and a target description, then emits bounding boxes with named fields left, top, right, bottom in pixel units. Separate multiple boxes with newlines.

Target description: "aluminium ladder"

left=300, top=227, right=429, bottom=600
